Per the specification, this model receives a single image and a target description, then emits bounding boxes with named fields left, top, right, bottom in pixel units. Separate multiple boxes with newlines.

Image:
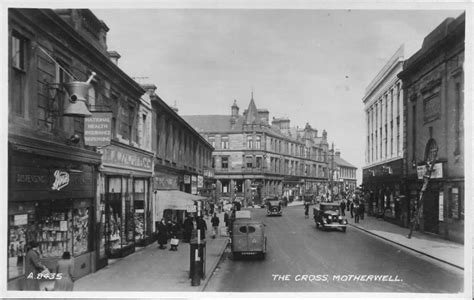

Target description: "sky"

left=91, top=6, right=465, bottom=184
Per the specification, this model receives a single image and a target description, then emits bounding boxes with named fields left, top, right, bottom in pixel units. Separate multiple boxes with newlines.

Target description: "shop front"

left=98, top=142, right=153, bottom=262
left=8, top=140, right=100, bottom=290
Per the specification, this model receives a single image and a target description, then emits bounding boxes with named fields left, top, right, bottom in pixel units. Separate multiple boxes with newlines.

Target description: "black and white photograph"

left=2, top=0, right=472, bottom=299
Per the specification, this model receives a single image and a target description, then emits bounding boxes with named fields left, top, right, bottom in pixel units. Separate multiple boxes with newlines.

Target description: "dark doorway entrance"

left=423, top=189, right=439, bottom=234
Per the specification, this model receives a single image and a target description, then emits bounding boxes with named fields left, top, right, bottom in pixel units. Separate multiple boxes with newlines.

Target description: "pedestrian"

left=223, top=211, right=230, bottom=233
left=169, top=221, right=180, bottom=251
left=156, top=219, right=168, bottom=249
left=340, top=200, right=346, bottom=216
left=354, top=202, right=360, bottom=223
left=350, top=200, right=354, bottom=218
left=53, top=251, right=74, bottom=291
left=197, top=216, right=208, bottom=240
left=24, top=241, right=47, bottom=291
left=304, top=202, right=309, bottom=218
left=183, top=214, right=193, bottom=243
left=211, top=213, right=220, bottom=239
left=360, top=201, right=365, bottom=220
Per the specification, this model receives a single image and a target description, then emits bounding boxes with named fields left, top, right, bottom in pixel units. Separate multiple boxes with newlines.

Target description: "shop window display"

left=8, top=214, right=32, bottom=279
left=73, top=207, right=90, bottom=256
left=36, top=210, right=72, bottom=259
left=106, top=198, right=122, bottom=253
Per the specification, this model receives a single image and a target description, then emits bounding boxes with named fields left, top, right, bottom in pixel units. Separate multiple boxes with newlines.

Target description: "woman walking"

left=54, top=251, right=74, bottom=291
left=157, top=219, right=169, bottom=249
left=24, top=241, right=47, bottom=290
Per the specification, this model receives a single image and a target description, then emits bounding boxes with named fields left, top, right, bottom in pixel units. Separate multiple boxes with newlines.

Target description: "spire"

left=245, top=92, right=259, bottom=125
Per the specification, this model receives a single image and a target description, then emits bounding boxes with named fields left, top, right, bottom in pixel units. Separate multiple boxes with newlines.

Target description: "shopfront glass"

left=105, top=177, right=134, bottom=256
left=134, top=179, right=148, bottom=243
left=8, top=199, right=92, bottom=280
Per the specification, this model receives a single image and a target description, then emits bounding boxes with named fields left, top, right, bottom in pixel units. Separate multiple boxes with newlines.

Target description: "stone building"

left=182, top=95, right=330, bottom=206
left=332, top=149, right=358, bottom=197
left=361, top=46, right=405, bottom=221
left=7, top=8, right=156, bottom=288
left=398, top=13, right=465, bottom=243
left=145, top=84, right=214, bottom=230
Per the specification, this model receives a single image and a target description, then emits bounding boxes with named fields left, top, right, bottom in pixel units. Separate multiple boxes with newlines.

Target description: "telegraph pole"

left=407, top=149, right=438, bottom=239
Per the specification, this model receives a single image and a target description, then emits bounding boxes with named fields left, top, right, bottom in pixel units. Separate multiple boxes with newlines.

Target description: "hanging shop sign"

left=416, top=163, right=443, bottom=180
left=191, top=176, right=197, bottom=195
left=84, top=112, right=112, bottom=146
left=102, top=145, right=153, bottom=172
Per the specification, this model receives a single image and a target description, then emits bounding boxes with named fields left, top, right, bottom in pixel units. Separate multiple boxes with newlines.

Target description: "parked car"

left=313, top=202, right=347, bottom=232
left=230, top=215, right=267, bottom=260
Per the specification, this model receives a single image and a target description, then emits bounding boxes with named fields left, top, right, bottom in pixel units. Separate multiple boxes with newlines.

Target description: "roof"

left=334, top=156, right=357, bottom=169
left=181, top=115, right=245, bottom=133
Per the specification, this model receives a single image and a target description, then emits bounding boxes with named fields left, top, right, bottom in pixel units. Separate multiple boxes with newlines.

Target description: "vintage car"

left=313, top=202, right=347, bottom=232
left=265, top=197, right=282, bottom=216
left=230, top=212, right=267, bottom=260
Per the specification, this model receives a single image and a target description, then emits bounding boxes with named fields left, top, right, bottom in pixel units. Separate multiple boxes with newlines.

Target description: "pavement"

left=347, top=213, right=464, bottom=270
left=74, top=213, right=228, bottom=292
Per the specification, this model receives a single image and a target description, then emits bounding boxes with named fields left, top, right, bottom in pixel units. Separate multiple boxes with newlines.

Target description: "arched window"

left=424, top=139, right=438, bottom=162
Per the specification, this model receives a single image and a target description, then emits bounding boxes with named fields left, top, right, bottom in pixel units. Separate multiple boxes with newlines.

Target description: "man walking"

left=340, top=200, right=346, bottom=216
left=211, top=213, right=220, bottom=239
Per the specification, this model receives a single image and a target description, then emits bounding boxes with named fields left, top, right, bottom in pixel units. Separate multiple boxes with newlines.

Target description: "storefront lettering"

left=16, top=174, right=46, bottom=183
left=51, top=170, right=69, bottom=191
left=103, top=147, right=153, bottom=171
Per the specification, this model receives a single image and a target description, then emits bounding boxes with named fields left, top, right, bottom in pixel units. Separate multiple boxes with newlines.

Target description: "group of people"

left=23, top=242, right=75, bottom=291
left=339, top=196, right=365, bottom=223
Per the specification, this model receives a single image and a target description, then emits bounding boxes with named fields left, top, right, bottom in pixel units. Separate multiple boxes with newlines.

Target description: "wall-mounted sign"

left=416, top=163, right=443, bottom=180
left=438, top=191, right=444, bottom=221
left=153, top=173, right=178, bottom=190
left=102, top=145, right=153, bottom=172
left=51, top=170, right=70, bottom=191
left=84, top=112, right=112, bottom=146
left=186, top=205, right=196, bottom=213
left=184, top=175, right=191, bottom=184
left=197, top=176, right=203, bottom=188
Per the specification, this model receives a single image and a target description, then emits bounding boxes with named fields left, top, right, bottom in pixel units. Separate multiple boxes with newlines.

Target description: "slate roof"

left=334, top=156, right=357, bottom=169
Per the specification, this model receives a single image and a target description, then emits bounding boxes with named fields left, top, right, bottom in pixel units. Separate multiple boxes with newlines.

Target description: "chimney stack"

left=108, top=51, right=121, bottom=65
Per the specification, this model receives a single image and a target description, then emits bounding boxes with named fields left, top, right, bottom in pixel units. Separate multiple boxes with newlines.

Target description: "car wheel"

left=259, top=252, right=266, bottom=260
left=342, top=227, right=347, bottom=233
left=315, top=222, right=319, bottom=229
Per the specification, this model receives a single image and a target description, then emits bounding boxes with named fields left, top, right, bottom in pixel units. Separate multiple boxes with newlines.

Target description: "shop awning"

left=155, top=190, right=207, bottom=211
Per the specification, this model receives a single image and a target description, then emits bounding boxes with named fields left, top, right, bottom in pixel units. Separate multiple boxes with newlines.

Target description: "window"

left=256, top=156, right=262, bottom=168
left=208, top=136, right=215, bottom=148
left=11, top=32, right=28, bottom=116
left=412, top=104, right=416, bottom=160
left=246, top=156, right=253, bottom=168
left=221, top=157, right=228, bottom=169
left=454, top=82, right=462, bottom=155
left=255, top=136, right=261, bottom=149
left=424, top=139, right=438, bottom=162
left=247, top=136, right=253, bottom=149
left=221, top=136, right=229, bottom=149
left=211, top=156, right=215, bottom=168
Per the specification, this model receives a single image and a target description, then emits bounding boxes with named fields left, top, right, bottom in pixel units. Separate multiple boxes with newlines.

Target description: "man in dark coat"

left=211, top=213, right=220, bottom=239
left=24, top=241, right=46, bottom=290
left=157, top=219, right=168, bottom=249
left=196, top=216, right=208, bottom=240
left=340, top=200, right=346, bottom=216
left=183, top=214, right=194, bottom=243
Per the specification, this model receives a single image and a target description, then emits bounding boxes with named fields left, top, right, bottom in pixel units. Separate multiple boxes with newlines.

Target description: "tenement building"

left=182, top=95, right=331, bottom=206
left=361, top=46, right=405, bottom=222
left=398, top=13, right=465, bottom=243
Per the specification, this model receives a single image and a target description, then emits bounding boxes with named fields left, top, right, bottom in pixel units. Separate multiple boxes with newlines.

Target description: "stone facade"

left=183, top=95, right=331, bottom=206
left=398, top=13, right=465, bottom=243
